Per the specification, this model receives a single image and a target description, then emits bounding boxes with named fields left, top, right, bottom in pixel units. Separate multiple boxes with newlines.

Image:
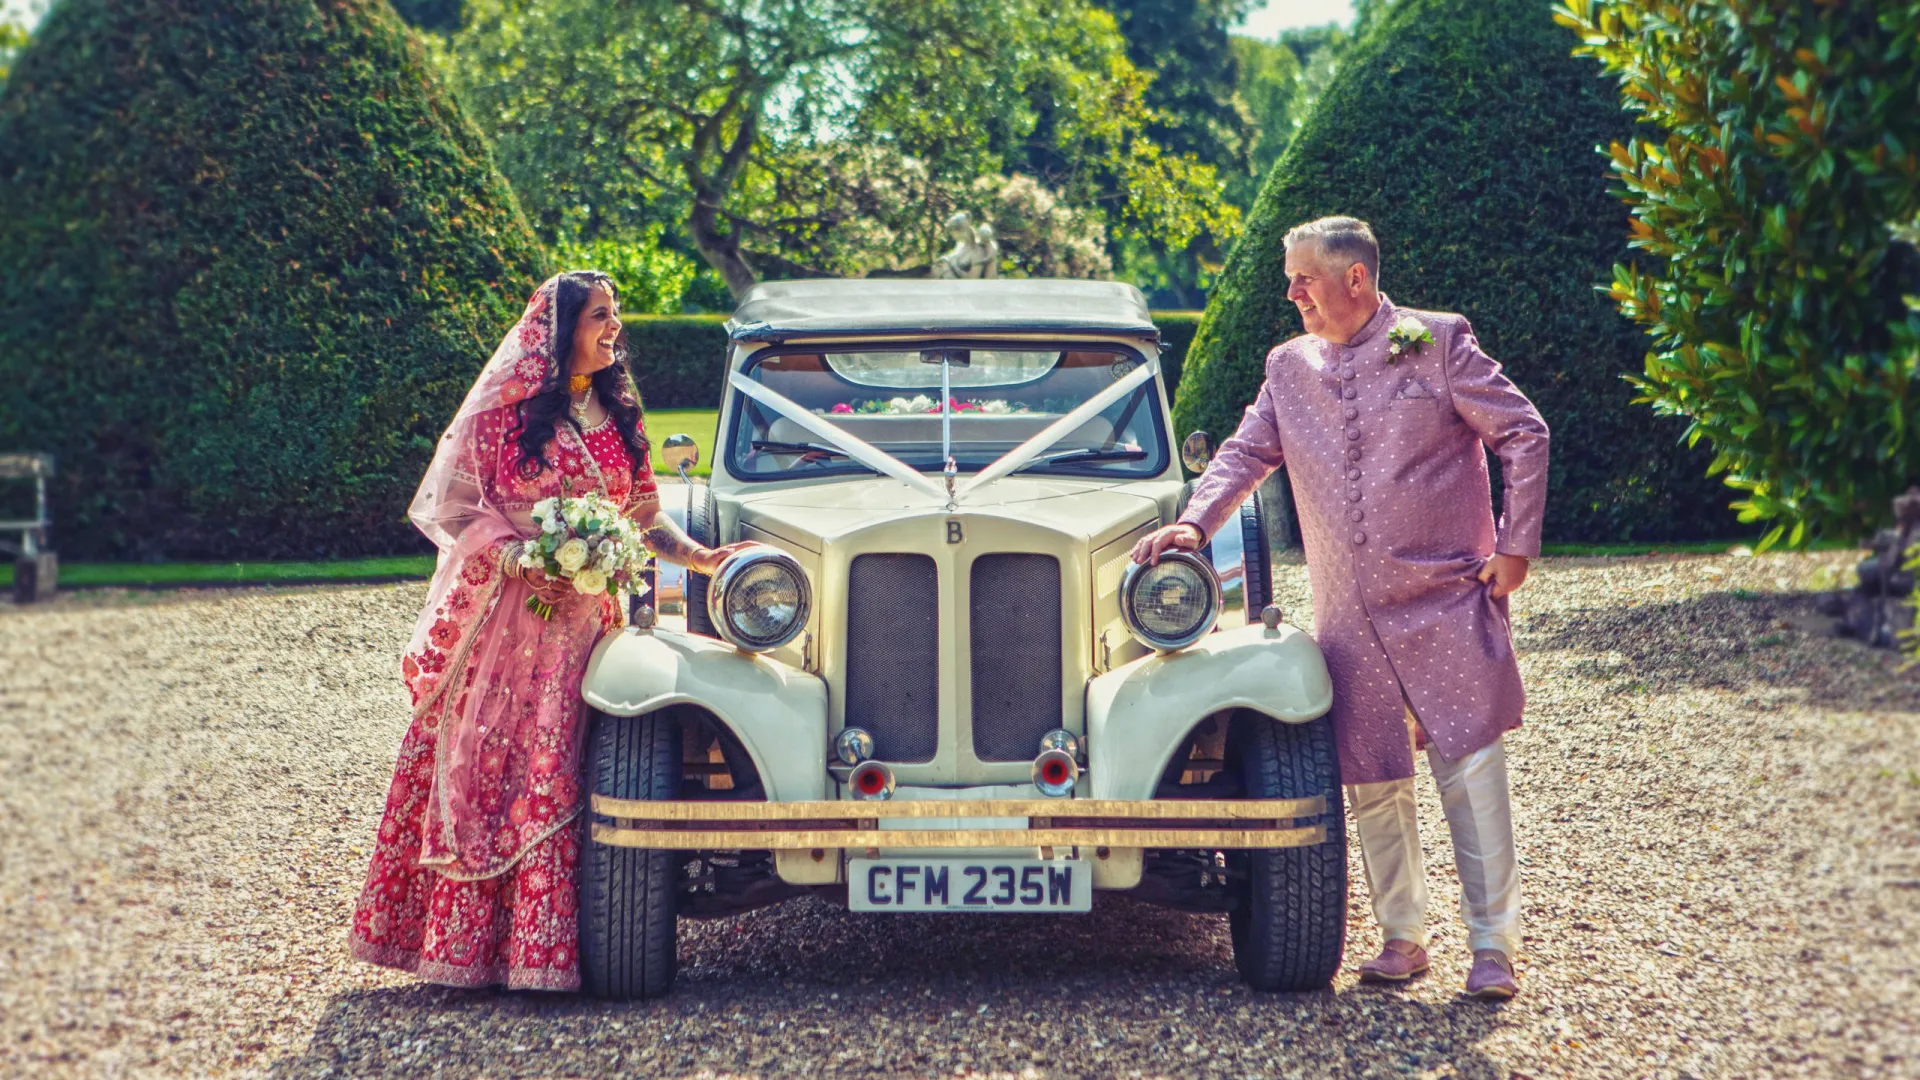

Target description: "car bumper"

left=588, top=795, right=1330, bottom=851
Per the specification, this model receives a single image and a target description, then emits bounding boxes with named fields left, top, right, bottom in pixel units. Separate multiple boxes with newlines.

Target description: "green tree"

left=0, top=0, right=546, bottom=560
left=1559, top=0, right=1920, bottom=544
left=0, top=22, right=29, bottom=85
left=445, top=0, right=1236, bottom=299
left=1104, top=0, right=1253, bottom=306
left=1228, top=34, right=1304, bottom=209
left=1174, top=0, right=1739, bottom=544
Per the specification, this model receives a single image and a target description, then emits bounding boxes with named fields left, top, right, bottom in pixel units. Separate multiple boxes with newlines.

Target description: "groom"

left=1133, top=216, right=1548, bottom=998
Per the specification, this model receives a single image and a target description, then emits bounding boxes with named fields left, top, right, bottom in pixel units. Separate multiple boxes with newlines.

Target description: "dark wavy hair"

left=512, top=270, right=650, bottom=480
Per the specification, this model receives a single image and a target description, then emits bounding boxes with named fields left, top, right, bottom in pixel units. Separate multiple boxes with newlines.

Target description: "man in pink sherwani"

left=1133, top=216, right=1548, bottom=998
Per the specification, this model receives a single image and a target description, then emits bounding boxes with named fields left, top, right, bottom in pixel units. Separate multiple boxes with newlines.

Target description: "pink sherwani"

left=1180, top=296, right=1549, bottom=784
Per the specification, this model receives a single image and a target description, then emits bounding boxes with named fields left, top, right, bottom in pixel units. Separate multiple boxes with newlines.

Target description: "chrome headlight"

left=707, top=547, right=811, bottom=652
left=1119, top=550, right=1220, bottom=651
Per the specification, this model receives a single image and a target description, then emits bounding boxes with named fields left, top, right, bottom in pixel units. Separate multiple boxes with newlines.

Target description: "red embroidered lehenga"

left=349, top=277, right=658, bottom=991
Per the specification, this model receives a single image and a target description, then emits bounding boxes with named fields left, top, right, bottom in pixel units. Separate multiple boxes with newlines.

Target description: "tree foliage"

left=0, top=0, right=546, bottom=559
left=1559, top=0, right=1920, bottom=544
left=1175, top=0, right=1739, bottom=544
left=0, top=21, right=28, bottom=84
left=444, top=0, right=1236, bottom=298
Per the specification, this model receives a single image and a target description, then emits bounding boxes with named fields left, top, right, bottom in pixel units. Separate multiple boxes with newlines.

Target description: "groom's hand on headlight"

left=1131, top=523, right=1203, bottom=565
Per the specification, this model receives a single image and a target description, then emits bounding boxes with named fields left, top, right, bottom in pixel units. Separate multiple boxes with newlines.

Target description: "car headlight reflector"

left=707, top=548, right=811, bottom=652
left=1119, top=550, right=1220, bottom=651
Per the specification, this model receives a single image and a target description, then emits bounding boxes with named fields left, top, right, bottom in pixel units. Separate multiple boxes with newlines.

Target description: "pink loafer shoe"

left=1357, top=939, right=1430, bottom=983
left=1465, top=949, right=1518, bottom=999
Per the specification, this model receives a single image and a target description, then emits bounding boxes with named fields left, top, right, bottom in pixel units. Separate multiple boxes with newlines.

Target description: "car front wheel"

left=578, top=708, right=680, bottom=999
left=1226, top=709, right=1348, bottom=991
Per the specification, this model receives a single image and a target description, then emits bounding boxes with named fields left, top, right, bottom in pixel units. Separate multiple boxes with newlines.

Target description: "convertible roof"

left=725, top=279, right=1160, bottom=343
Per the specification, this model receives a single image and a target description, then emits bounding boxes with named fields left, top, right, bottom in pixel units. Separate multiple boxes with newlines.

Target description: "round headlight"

left=1119, top=550, right=1221, bottom=651
left=707, top=548, right=812, bottom=652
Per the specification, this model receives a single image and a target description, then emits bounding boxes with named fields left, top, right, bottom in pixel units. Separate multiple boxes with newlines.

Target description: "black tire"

left=1226, top=709, right=1348, bottom=992
left=684, top=483, right=719, bottom=638
left=1239, top=493, right=1273, bottom=614
left=578, top=709, right=680, bottom=999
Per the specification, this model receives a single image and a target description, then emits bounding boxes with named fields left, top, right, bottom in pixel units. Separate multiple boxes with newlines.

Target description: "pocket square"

left=1393, top=377, right=1439, bottom=400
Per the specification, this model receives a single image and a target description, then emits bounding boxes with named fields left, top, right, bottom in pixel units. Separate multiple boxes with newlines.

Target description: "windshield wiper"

left=751, top=439, right=849, bottom=458
left=1020, top=447, right=1149, bottom=470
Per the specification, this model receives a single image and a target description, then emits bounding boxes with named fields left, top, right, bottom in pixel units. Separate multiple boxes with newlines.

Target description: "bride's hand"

left=689, top=541, right=759, bottom=576
left=523, top=566, right=573, bottom=605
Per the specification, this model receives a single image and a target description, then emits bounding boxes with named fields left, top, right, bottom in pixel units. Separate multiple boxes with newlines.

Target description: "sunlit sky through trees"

left=1238, top=0, right=1355, bottom=38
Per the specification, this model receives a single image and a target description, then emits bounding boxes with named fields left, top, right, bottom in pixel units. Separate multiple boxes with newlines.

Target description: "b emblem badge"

left=946, top=521, right=964, bottom=544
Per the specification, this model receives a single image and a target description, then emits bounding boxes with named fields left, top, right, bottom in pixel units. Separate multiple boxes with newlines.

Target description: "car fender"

left=582, top=625, right=828, bottom=803
left=1086, top=622, right=1333, bottom=801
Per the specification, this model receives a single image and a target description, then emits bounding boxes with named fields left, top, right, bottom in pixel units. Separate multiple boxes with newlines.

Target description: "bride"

left=348, top=271, right=749, bottom=990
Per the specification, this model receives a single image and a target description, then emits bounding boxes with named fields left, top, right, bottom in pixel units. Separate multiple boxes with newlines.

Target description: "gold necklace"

left=568, top=373, right=593, bottom=393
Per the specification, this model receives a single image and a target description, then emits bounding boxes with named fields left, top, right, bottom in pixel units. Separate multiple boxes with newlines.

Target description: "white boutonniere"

left=1386, top=316, right=1435, bottom=364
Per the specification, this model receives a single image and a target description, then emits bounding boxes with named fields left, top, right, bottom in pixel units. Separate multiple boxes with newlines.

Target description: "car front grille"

left=844, top=553, right=940, bottom=762
left=969, top=553, right=1063, bottom=761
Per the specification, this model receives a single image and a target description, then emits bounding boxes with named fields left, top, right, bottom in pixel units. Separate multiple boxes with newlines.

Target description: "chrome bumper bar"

left=589, top=796, right=1330, bottom=850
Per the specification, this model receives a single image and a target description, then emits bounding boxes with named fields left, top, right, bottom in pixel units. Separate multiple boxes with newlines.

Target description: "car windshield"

left=724, top=343, right=1170, bottom=481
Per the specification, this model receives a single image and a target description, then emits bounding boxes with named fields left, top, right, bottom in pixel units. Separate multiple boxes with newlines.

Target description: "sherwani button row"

left=1342, top=367, right=1357, bottom=380
left=1349, top=488, right=1363, bottom=501
left=1347, top=467, right=1361, bottom=480
left=1349, top=508, right=1365, bottom=522
left=1345, top=406, right=1360, bottom=420
left=1347, top=428, right=1361, bottom=441
left=1344, top=386, right=1358, bottom=399
left=1352, top=530, right=1367, bottom=544
left=1347, top=447, right=1362, bottom=460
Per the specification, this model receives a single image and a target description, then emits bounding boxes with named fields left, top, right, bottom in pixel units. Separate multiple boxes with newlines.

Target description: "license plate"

left=849, top=858, right=1091, bottom=913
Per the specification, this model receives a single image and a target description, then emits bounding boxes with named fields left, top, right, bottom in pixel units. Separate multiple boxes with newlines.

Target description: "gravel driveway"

left=2, top=551, right=1915, bottom=1079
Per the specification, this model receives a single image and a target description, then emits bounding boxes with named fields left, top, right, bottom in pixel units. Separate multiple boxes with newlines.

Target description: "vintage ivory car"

left=577, top=279, right=1343, bottom=998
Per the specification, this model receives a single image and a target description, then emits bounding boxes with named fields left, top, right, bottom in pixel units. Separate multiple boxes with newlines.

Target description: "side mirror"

left=659, top=433, right=699, bottom=479
left=1181, top=431, right=1213, bottom=474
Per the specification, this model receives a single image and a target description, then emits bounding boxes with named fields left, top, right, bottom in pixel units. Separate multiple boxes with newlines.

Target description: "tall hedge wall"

left=1173, top=0, right=1742, bottom=542
left=0, top=0, right=545, bottom=560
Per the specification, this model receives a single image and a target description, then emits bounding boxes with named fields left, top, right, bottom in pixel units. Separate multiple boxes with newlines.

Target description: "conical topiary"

left=0, top=0, right=546, bottom=560
left=1173, top=0, right=1738, bottom=542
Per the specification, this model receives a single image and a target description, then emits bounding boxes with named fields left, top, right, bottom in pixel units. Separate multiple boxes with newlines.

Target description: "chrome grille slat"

left=970, top=553, right=1063, bottom=761
left=845, top=554, right=939, bottom=762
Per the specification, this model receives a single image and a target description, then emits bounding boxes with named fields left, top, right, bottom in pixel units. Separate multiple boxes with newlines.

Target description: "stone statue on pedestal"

left=933, top=211, right=999, bottom=279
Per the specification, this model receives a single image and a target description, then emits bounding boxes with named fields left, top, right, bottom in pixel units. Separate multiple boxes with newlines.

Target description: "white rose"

left=1396, top=316, right=1426, bottom=337
left=572, top=567, right=608, bottom=595
left=554, top=537, right=591, bottom=573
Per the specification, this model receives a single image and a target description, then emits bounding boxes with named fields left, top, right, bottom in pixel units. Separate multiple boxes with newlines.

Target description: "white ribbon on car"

left=729, top=355, right=1159, bottom=506
left=955, top=357, right=1160, bottom=500
left=727, top=371, right=949, bottom=504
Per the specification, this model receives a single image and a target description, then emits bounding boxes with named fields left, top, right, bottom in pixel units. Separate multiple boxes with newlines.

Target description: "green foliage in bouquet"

left=0, top=0, right=546, bottom=560
left=1559, top=0, right=1920, bottom=545
left=1174, top=0, right=1741, bottom=543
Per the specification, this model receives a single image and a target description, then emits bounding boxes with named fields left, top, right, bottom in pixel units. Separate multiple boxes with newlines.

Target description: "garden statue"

left=933, top=211, right=999, bottom=279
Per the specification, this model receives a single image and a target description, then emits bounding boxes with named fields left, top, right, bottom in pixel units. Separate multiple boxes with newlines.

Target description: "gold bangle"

left=499, top=540, right=524, bottom=581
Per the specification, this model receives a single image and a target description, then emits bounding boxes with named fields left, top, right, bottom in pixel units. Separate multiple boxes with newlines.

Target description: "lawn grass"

left=644, top=408, right=718, bottom=478
left=0, top=555, right=437, bottom=589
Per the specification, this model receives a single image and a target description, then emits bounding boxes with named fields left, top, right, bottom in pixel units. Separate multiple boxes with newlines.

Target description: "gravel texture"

left=1, top=551, right=1915, bottom=1079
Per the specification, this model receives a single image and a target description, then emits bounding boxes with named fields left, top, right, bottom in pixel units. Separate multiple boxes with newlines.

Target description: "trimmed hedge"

left=628, top=310, right=1206, bottom=411
left=0, top=0, right=546, bottom=560
left=1173, top=0, right=1743, bottom=543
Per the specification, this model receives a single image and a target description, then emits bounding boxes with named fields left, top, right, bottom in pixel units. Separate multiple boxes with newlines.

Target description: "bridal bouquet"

left=516, top=492, right=652, bottom=620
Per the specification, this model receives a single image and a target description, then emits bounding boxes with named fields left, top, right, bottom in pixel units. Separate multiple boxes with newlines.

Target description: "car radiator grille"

left=969, top=553, right=1063, bottom=761
left=844, top=554, right=940, bottom=762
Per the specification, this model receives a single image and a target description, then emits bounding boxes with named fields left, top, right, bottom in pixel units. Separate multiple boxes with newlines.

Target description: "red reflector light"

left=856, top=768, right=885, bottom=794
left=1041, top=759, right=1071, bottom=786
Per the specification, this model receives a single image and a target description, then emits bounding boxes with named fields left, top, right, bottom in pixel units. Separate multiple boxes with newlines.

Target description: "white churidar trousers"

left=1345, top=732, right=1520, bottom=958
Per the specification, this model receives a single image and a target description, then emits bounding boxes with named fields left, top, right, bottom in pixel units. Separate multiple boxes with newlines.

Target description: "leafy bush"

left=1174, top=0, right=1742, bottom=543
left=1559, top=0, right=1920, bottom=545
left=0, top=0, right=546, bottom=560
